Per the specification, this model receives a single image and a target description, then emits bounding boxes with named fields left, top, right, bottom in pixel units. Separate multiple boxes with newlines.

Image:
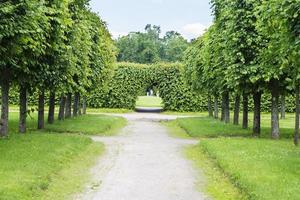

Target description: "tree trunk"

left=224, top=91, right=230, bottom=123
left=0, top=80, right=10, bottom=137
left=58, top=94, right=66, bottom=121
left=65, top=93, right=72, bottom=118
left=221, top=94, right=226, bottom=121
left=73, top=92, right=79, bottom=117
left=48, top=91, right=55, bottom=124
left=271, top=80, right=280, bottom=139
left=295, top=84, right=299, bottom=146
left=242, top=92, right=249, bottom=129
left=253, top=91, right=261, bottom=137
left=82, top=96, right=87, bottom=115
left=38, top=90, right=45, bottom=130
left=19, top=85, right=27, bottom=133
left=208, top=95, right=213, bottom=117
left=214, top=95, right=219, bottom=119
left=78, top=93, right=82, bottom=115
left=233, top=94, right=240, bottom=125
left=280, top=94, right=286, bottom=119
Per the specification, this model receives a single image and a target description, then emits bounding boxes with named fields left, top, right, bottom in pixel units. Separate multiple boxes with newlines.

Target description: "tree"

left=0, top=0, right=48, bottom=135
left=116, top=25, right=189, bottom=64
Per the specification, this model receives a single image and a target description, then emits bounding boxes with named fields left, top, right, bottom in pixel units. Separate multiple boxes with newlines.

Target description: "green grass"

left=199, top=138, right=300, bottom=200
left=87, top=108, right=133, bottom=113
left=185, top=146, right=247, bottom=200
left=0, top=133, right=104, bottom=200
left=1, top=109, right=127, bottom=199
left=45, top=114, right=126, bottom=136
left=136, top=96, right=163, bottom=107
left=161, top=120, right=191, bottom=139
left=165, top=114, right=300, bottom=200
left=164, top=120, right=246, bottom=199
left=7, top=112, right=126, bottom=136
left=176, top=113, right=295, bottom=139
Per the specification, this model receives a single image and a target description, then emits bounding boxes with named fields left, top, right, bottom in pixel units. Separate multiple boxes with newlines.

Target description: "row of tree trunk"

left=0, top=86, right=88, bottom=136
left=207, top=86, right=294, bottom=142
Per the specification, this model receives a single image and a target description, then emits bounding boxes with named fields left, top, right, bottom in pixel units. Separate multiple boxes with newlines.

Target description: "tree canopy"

left=116, top=24, right=189, bottom=64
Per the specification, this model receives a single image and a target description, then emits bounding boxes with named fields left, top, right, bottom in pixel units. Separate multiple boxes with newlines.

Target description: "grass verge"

left=45, top=114, right=127, bottom=136
left=164, top=120, right=247, bottom=200
left=185, top=145, right=247, bottom=200
left=199, top=138, right=300, bottom=200
left=136, top=96, right=163, bottom=108
left=0, top=133, right=104, bottom=200
left=176, top=117, right=294, bottom=139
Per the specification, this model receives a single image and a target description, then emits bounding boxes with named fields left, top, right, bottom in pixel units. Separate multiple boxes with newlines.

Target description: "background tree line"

left=184, top=0, right=300, bottom=145
left=0, top=0, right=115, bottom=137
left=116, top=24, right=189, bottom=64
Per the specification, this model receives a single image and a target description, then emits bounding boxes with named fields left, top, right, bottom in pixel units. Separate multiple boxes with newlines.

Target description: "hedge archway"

left=87, top=62, right=207, bottom=112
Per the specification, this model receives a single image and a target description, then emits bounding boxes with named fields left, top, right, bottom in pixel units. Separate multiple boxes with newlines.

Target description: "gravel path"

left=76, top=113, right=210, bottom=200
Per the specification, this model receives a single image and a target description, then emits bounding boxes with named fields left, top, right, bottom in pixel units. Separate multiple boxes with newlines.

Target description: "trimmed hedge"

left=87, top=62, right=207, bottom=112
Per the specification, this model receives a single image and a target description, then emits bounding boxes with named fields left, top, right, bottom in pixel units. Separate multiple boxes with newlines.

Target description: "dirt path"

left=76, top=113, right=210, bottom=200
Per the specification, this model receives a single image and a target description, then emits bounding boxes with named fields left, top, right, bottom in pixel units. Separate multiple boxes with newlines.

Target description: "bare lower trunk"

left=65, top=93, right=72, bottom=118
left=82, top=96, right=87, bottom=115
left=214, top=95, right=219, bottom=119
left=242, top=92, right=248, bottom=129
left=295, top=84, right=299, bottom=146
left=224, top=91, right=230, bottom=123
left=280, top=94, right=286, bottom=119
left=19, top=85, right=27, bottom=133
left=48, top=91, right=55, bottom=124
left=73, top=92, right=79, bottom=117
left=253, top=91, right=261, bottom=137
left=38, top=90, right=45, bottom=130
left=208, top=95, right=213, bottom=117
left=233, top=94, right=240, bottom=125
left=0, top=80, right=9, bottom=137
left=271, top=80, right=280, bottom=139
left=221, top=94, right=226, bottom=121
left=58, top=94, right=66, bottom=120
left=78, top=94, right=82, bottom=115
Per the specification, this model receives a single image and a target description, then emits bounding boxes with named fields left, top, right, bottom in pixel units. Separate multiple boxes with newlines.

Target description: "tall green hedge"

left=87, top=62, right=206, bottom=111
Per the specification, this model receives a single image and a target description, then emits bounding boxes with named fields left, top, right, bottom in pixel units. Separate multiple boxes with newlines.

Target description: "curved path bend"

left=76, top=113, right=210, bottom=200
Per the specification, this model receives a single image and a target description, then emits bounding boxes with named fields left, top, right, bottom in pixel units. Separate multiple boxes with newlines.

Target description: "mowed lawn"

left=45, top=114, right=127, bottom=135
left=199, top=138, right=300, bottom=200
left=0, top=110, right=126, bottom=199
left=177, top=113, right=295, bottom=139
left=168, top=113, right=300, bottom=200
left=0, top=134, right=103, bottom=200
left=136, top=96, right=163, bottom=107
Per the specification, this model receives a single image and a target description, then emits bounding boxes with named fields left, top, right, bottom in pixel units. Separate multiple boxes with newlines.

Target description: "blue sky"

left=90, top=0, right=213, bottom=40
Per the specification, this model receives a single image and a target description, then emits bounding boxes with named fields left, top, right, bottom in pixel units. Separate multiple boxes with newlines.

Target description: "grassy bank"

left=0, top=134, right=104, bottom=200
left=7, top=112, right=126, bottom=136
left=199, top=138, right=300, bottom=200
left=165, top=115, right=300, bottom=200
left=45, top=114, right=127, bottom=136
left=1, top=109, right=127, bottom=199
left=176, top=115, right=294, bottom=139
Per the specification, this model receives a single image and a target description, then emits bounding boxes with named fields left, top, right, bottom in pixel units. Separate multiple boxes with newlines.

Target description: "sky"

left=90, top=0, right=213, bottom=40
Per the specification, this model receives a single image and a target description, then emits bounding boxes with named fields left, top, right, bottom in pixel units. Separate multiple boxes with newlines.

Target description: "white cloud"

left=181, top=23, right=211, bottom=39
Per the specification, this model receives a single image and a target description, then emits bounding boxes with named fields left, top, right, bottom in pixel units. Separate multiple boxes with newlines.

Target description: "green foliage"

left=116, top=25, right=189, bottom=64
left=88, top=62, right=206, bottom=112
